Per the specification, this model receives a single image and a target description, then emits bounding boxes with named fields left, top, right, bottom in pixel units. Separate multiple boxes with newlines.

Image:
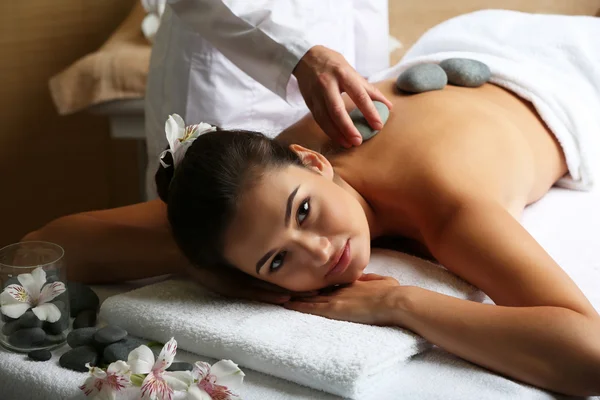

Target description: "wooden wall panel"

left=0, top=0, right=139, bottom=247
left=389, top=0, right=600, bottom=63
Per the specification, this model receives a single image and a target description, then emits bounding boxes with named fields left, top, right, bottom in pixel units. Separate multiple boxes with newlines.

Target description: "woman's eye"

left=297, top=198, right=310, bottom=224
left=270, top=251, right=287, bottom=272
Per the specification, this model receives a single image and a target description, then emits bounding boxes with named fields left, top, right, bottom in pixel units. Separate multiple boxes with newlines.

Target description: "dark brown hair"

left=155, top=130, right=303, bottom=273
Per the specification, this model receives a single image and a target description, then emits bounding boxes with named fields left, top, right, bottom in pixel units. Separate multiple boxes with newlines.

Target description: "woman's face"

left=222, top=148, right=371, bottom=292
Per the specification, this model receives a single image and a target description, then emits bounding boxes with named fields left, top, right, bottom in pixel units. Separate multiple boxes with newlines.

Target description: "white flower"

left=186, top=360, right=245, bottom=400
left=79, top=361, right=131, bottom=400
left=128, top=337, right=194, bottom=400
left=159, top=114, right=217, bottom=169
left=0, top=267, right=66, bottom=322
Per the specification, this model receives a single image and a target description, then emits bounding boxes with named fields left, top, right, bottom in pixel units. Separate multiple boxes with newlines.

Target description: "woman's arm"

left=286, top=199, right=600, bottom=395
left=22, top=200, right=188, bottom=283
left=400, top=198, right=600, bottom=396
left=24, top=200, right=303, bottom=303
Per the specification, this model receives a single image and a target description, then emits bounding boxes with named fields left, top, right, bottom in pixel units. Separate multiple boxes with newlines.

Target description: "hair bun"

left=155, top=149, right=175, bottom=202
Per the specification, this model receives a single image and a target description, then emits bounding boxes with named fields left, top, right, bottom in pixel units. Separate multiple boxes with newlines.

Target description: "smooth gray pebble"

left=396, top=64, right=447, bottom=94
left=439, top=58, right=491, bottom=88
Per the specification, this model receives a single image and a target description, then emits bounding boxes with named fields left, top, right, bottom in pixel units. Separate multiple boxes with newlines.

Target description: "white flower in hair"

left=159, top=114, right=217, bottom=169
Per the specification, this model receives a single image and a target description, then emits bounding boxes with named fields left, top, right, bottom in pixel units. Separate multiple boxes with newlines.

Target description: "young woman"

left=26, top=78, right=600, bottom=396
left=23, top=8, right=600, bottom=395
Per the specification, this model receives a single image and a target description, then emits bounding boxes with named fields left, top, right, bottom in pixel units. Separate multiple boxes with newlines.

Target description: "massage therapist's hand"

left=184, top=264, right=316, bottom=305
left=283, top=273, right=405, bottom=325
left=293, top=45, right=393, bottom=148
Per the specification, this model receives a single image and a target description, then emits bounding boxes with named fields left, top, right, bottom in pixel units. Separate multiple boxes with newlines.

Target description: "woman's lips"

left=326, top=240, right=351, bottom=277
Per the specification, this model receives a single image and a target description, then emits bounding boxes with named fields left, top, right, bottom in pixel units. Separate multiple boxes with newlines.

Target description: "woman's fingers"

left=312, top=94, right=352, bottom=148
left=323, top=81, right=362, bottom=146
left=358, top=273, right=388, bottom=281
left=366, top=83, right=393, bottom=110
left=342, top=75, right=383, bottom=132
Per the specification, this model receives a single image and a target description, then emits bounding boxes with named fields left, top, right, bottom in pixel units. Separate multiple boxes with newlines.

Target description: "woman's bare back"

left=278, top=80, right=567, bottom=239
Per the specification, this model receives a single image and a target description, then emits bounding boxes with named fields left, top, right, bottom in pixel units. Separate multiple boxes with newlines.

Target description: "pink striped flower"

left=128, top=337, right=194, bottom=400
left=185, top=360, right=245, bottom=400
left=0, top=267, right=66, bottom=322
left=79, top=361, right=131, bottom=400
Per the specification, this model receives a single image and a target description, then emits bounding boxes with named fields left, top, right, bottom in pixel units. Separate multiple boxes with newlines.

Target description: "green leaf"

left=131, top=374, right=146, bottom=387
left=146, top=341, right=164, bottom=348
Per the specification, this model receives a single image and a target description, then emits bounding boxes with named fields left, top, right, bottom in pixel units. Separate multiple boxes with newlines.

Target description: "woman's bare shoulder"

left=83, top=199, right=169, bottom=229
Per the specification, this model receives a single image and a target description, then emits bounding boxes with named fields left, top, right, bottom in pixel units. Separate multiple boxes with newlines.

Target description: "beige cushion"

left=49, top=3, right=151, bottom=115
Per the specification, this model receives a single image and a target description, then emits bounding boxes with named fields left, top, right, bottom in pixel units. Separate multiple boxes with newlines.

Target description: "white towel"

left=100, top=250, right=482, bottom=399
left=370, top=9, right=600, bottom=191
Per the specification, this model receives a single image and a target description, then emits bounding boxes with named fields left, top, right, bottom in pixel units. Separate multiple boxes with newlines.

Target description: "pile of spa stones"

left=59, top=326, right=193, bottom=373
left=347, top=58, right=491, bottom=144
left=2, top=281, right=100, bottom=359
left=396, top=58, right=492, bottom=94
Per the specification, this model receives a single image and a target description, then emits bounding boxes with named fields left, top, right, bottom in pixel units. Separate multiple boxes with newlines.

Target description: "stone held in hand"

left=396, top=64, right=448, bottom=94
left=167, top=362, right=194, bottom=372
left=28, top=349, right=52, bottom=361
left=73, top=309, right=97, bottom=330
left=439, top=58, right=491, bottom=88
left=67, top=327, right=98, bottom=348
left=59, top=346, right=99, bottom=372
left=102, top=336, right=149, bottom=364
left=348, top=101, right=390, bottom=141
left=67, top=282, right=100, bottom=317
left=94, top=325, right=128, bottom=345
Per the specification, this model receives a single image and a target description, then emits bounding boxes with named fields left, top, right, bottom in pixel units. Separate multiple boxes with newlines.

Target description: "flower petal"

left=165, top=114, right=185, bottom=149
left=32, top=302, right=61, bottom=322
left=0, top=289, right=31, bottom=318
left=87, top=363, right=108, bottom=380
left=153, top=337, right=177, bottom=371
left=185, top=385, right=212, bottom=400
left=96, top=386, right=117, bottom=400
left=37, top=281, right=66, bottom=304
left=211, top=360, right=245, bottom=391
left=17, top=267, right=46, bottom=298
left=141, top=372, right=172, bottom=400
left=31, top=267, right=47, bottom=291
left=192, top=361, right=211, bottom=381
left=2, top=284, right=31, bottom=304
left=128, top=345, right=155, bottom=375
left=79, top=375, right=101, bottom=397
left=107, top=360, right=131, bottom=376
left=163, top=371, right=193, bottom=391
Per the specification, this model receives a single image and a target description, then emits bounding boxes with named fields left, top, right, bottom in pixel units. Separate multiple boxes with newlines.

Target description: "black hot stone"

left=28, top=349, right=52, bottom=361
left=167, top=362, right=194, bottom=372
left=8, top=327, right=46, bottom=347
left=102, top=337, right=149, bottom=364
left=73, top=309, right=97, bottom=329
left=59, top=346, right=99, bottom=372
left=67, top=282, right=100, bottom=317
left=67, top=327, right=98, bottom=348
left=94, top=326, right=128, bottom=345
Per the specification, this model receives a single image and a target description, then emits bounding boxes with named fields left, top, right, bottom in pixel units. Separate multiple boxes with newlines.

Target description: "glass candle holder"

left=0, top=241, right=70, bottom=352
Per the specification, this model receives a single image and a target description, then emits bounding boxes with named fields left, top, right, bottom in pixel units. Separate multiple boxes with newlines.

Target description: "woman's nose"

left=294, top=232, right=333, bottom=265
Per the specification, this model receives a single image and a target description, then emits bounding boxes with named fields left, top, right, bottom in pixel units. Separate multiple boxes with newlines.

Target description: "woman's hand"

left=293, top=45, right=392, bottom=148
left=283, top=273, right=404, bottom=325
left=184, top=264, right=316, bottom=305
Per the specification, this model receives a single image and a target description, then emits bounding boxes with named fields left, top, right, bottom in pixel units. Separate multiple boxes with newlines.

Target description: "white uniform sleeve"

left=166, top=0, right=316, bottom=102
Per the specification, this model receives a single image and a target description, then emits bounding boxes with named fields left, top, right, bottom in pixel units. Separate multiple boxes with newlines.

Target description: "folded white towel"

left=100, top=249, right=481, bottom=399
left=370, top=9, right=600, bottom=191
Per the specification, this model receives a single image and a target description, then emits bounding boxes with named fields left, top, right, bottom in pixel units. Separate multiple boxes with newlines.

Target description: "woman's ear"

left=289, top=144, right=334, bottom=180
